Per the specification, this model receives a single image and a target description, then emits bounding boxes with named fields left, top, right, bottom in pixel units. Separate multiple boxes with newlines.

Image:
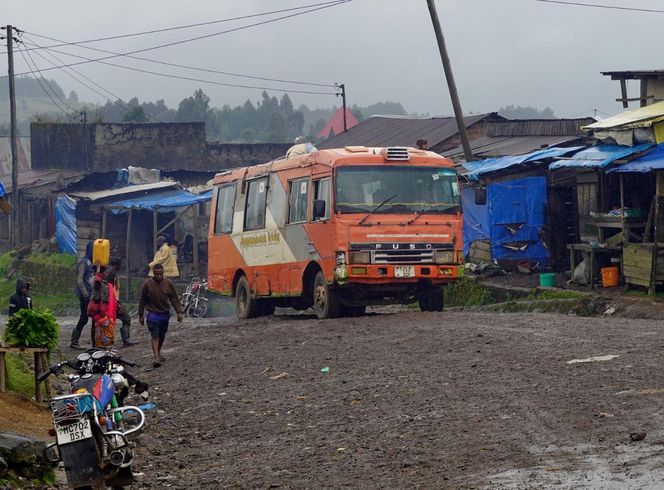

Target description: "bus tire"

left=313, top=271, right=340, bottom=319
left=235, top=276, right=259, bottom=319
left=418, top=286, right=443, bottom=312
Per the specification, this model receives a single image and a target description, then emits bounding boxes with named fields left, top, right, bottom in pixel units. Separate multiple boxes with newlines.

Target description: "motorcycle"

left=38, top=349, right=148, bottom=489
left=181, top=275, right=209, bottom=318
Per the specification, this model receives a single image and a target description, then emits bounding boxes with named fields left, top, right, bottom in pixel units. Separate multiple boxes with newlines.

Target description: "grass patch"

left=0, top=251, right=15, bottom=276
left=526, top=289, right=586, bottom=301
left=5, top=353, right=35, bottom=398
left=27, top=252, right=76, bottom=268
left=443, top=277, right=496, bottom=307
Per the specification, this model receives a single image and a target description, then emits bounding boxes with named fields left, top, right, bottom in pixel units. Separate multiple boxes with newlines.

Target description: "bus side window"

left=288, top=177, right=309, bottom=224
left=312, top=178, right=331, bottom=220
left=244, top=177, right=268, bottom=231
left=214, top=184, right=236, bottom=234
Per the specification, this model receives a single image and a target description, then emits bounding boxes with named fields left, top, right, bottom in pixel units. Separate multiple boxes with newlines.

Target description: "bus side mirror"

left=313, top=199, right=326, bottom=220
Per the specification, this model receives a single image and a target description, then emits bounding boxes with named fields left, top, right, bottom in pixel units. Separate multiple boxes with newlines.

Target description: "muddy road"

left=51, top=309, right=664, bottom=488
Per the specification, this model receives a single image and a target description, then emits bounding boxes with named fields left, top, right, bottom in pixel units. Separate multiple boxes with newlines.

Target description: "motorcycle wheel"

left=186, top=298, right=209, bottom=318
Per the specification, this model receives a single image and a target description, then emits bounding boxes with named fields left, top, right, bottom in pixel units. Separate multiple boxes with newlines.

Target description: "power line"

left=536, top=0, right=664, bottom=13
left=22, top=36, right=130, bottom=110
left=18, top=44, right=338, bottom=95
left=15, top=43, right=75, bottom=117
left=21, top=32, right=335, bottom=88
left=23, top=1, right=347, bottom=50
left=6, top=0, right=351, bottom=82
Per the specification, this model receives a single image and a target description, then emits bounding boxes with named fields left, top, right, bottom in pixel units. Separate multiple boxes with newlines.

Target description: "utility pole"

left=4, top=25, right=19, bottom=246
left=426, top=0, right=473, bottom=162
left=335, top=83, right=348, bottom=132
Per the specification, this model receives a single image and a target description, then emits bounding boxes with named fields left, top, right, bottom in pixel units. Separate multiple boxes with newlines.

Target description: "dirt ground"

left=6, top=306, right=664, bottom=488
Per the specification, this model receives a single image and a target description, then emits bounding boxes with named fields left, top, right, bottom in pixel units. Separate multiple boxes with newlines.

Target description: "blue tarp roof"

left=549, top=143, right=652, bottom=170
left=106, top=189, right=212, bottom=214
left=462, top=146, right=584, bottom=181
left=608, top=144, right=664, bottom=173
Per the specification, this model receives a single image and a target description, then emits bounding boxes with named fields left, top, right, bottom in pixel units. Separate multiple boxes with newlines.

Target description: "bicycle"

left=181, top=275, right=209, bottom=318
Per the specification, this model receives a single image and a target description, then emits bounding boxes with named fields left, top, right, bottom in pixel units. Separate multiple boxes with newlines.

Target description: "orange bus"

left=208, top=146, right=463, bottom=319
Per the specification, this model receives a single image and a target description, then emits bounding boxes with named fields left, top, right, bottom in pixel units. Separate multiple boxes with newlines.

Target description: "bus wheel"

left=418, top=286, right=443, bottom=312
left=235, top=276, right=258, bottom=319
left=313, top=272, right=340, bottom=319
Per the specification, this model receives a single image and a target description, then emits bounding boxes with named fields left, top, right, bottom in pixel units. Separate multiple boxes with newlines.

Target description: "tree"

left=122, top=106, right=148, bottom=122
left=498, top=105, right=556, bottom=119
left=266, top=111, right=288, bottom=142
left=68, top=91, right=79, bottom=104
left=176, top=89, right=211, bottom=122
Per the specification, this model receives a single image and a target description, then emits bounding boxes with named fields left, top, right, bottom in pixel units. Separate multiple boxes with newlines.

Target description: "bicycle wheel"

left=188, top=298, right=209, bottom=318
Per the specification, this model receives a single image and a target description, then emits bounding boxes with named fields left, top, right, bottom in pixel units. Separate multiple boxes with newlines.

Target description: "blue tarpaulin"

left=549, top=143, right=652, bottom=170
left=55, top=194, right=77, bottom=255
left=461, top=177, right=548, bottom=265
left=462, top=146, right=584, bottom=182
left=608, top=144, right=664, bottom=173
left=461, top=187, right=490, bottom=257
left=106, top=189, right=212, bottom=214
left=0, top=181, right=5, bottom=198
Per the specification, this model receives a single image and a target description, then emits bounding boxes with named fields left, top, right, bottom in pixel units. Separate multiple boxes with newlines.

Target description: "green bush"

left=0, top=251, right=15, bottom=277
left=4, top=308, right=60, bottom=351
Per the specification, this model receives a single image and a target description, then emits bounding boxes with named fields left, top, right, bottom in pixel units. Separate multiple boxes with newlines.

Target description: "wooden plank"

left=626, top=277, right=652, bottom=287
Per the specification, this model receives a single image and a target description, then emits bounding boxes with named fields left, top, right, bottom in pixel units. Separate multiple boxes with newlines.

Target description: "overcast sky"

left=1, top=0, right=661, bottom=119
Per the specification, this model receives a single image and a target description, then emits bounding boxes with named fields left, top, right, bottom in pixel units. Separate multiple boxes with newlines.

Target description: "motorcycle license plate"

left=394, top=266, right=415, bottom=278
left=56, top=419, right=92, bottom=445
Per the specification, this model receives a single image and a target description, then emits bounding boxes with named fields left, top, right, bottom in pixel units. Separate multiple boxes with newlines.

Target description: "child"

left=9, top=279, right=32, bottom=316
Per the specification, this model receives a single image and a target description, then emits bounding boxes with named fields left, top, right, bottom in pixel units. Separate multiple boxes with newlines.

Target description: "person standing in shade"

left=148, top=235, right=179, bottom=278
left=8, top=279, right=32, bottom=316
left=105, top=257, right=138, bottom=347
left=416, top=138, right=428, bottom=150
left=70, top=240, right=95, bottom=349
left=138, top=263, right=184, bottom=368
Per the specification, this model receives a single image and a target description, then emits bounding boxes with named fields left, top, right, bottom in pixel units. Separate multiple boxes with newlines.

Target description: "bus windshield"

left=335, top=166, right=460, bottom=214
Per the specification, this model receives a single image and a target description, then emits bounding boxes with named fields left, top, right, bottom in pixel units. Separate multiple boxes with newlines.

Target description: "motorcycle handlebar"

left=36, top=360, right=77, bottom=382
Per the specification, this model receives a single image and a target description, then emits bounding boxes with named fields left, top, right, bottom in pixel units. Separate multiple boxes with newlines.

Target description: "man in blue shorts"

left=138, top=263, right=184, bottom=368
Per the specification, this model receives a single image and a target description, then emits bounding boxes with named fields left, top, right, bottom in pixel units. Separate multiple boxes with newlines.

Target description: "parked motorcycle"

left=181, top=275, right=209, bottom=318
left=38, top=349, right=148, bottom=489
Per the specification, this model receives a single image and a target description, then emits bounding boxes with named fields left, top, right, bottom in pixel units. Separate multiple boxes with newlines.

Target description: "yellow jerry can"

left=92, top=238, right=110, bottom=267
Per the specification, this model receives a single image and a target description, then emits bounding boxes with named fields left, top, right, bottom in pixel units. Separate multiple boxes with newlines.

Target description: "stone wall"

left=31, top=122, right=291, bottom=173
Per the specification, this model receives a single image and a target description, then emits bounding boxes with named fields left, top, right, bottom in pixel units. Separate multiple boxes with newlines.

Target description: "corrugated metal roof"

left=3, top=169, right=85, bottom=194
left=69, top=181, right=178, bottom=201
left=549, top=144, right=652, bottom=170
left=446, top=135, right=585, bottom=160
left=584, top=101, right=664, bottom=130
left=317, top=114, right=499, bottom=149
left=487, top=118, right=594, bottom=137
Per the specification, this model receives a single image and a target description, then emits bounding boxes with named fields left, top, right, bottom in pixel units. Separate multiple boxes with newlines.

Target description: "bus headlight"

left=336, top=252, right=346, bottom=265
left=349, top=251, right=371, bottom=264
left=434, top=250, right=455, bottom=264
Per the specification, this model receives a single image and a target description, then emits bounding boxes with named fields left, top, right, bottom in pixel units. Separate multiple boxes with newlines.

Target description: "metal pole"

left=6, top=26, right=19, bottom=245
left=425, top=1, right=473, bottom=162
left=192, top=204, right=199, bottom=275
left=340, top=84, right=347, bottom=132
left=125, top=209, right=132, bottom=303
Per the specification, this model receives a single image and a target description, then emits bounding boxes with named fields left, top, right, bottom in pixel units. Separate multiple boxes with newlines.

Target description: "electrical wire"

left=16, top=43, right=76, bottom=117
left=15, top=41, right=338, bottom=95
left=20, top=33, right=335, bottom=88
left=23, top=1, right=347, bottom=50
left=536, top=0, right=664, bottom=13
left=7, top=0, right=351, bottom=82
left=22, top=37, right=130, bottom=110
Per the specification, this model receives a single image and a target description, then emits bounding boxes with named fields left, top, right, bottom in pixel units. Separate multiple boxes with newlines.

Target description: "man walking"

left=105, top=257, right=138, bottom=347
left=138, top=263, right=183, bottom=368
left=70, top=240, right=95, bottom=349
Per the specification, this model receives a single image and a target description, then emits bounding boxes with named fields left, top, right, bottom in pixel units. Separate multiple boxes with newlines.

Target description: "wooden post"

left=640, top=79, right=648, bottom=107
left=650, top=174, right=661, bottom=296
left=643, top=194, right=656, bottom=243
left=101, top=208, right=107, bottom=237
left=152, top=208, right=158, bottom=254
left=193, top=204, right=199, bottom=275
left=620, top=174, right=627, bottom=243
left=620, top=79, right=629, bottom=109
left=125, top=209, right=133, bottom=303
left=34, top=352, right=42, bottom=402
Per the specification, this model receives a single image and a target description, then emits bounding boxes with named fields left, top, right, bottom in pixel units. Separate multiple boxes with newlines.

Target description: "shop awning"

left=104, top=189, right=212, bottom=214
left=549, top=143, right=652, bottom=170
left=462, top=146, right=585, bottom=181
left=609, top=144, right=664, bottom=173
